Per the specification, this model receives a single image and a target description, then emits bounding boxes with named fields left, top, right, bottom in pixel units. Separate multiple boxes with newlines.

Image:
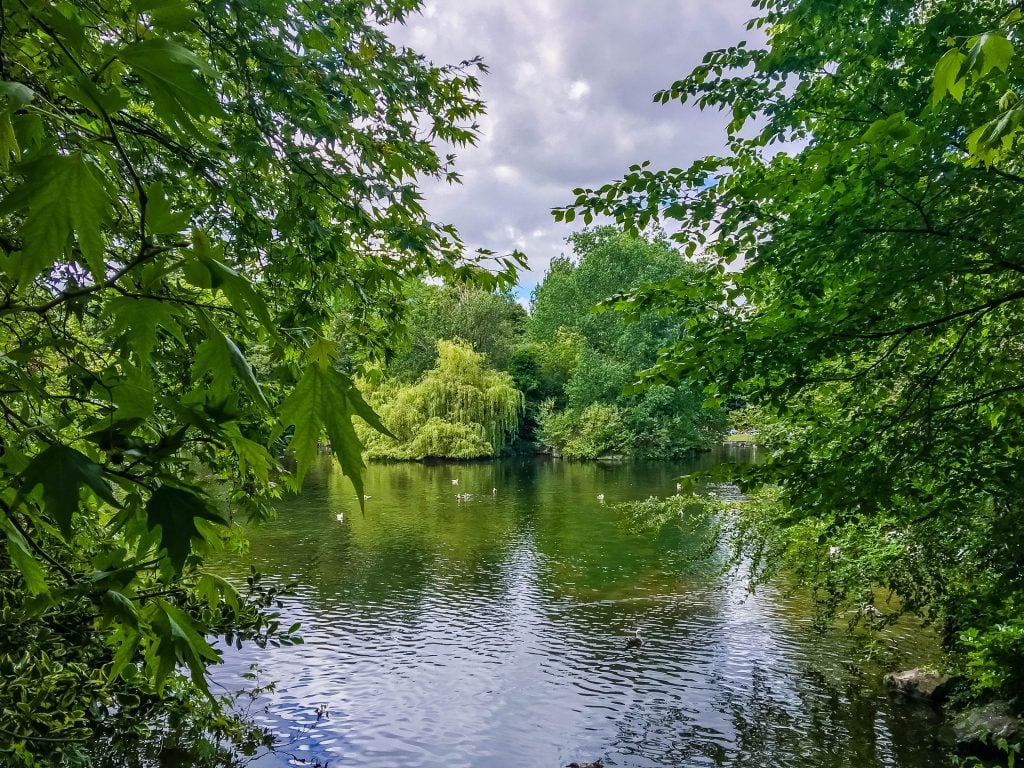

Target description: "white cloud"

left=568, top=80, right=590, bottom=101
left=492, top=164, right=518, bottom=183
left=391, top=1, right=760, bottom=293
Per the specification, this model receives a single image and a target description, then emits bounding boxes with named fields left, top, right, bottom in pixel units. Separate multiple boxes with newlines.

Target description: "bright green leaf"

left=279, top=360, right=365, bottom=499
left=933, top=48, right=966, bottom=105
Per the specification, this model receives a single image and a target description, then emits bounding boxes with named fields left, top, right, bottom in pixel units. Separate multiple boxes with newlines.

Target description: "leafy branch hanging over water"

left=0, top=0, right=521, bottom=760
left=558, top=0, right=1024, bottom=700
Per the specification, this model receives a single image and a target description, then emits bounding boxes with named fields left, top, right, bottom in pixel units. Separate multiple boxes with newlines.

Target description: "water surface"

left=214, top=448, right=946, bottom=767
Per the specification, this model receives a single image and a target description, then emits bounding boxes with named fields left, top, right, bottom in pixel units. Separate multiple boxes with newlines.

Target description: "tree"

left=529, top=228, right=725, bottom=459
left=358, top=340, right=524, bottom=459
left=0, top=0, right=519, bottom=758
left=558, top=0, right=1024, bottom=696
left=386, top=281, right=528, bottom=381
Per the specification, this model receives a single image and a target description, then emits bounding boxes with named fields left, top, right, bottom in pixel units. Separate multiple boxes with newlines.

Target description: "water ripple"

left=212, top=455, right=946, bottom=768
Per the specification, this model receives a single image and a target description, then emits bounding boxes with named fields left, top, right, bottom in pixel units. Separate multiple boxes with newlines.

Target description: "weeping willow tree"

left=359, top=340, right=524, bottom=459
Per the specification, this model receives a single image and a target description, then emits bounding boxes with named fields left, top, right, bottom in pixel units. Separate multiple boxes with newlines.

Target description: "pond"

left=213, top=446, right=948, bottom=768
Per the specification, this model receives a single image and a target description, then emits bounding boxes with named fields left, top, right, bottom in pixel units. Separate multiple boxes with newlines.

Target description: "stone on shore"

left=882, top=669, right=952, bottom=702
left=952, top=702, right=1024, bottom=752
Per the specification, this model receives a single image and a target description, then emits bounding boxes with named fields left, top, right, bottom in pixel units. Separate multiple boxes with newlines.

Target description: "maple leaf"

left=279, top=360, right=367, bottom=501
left=17, top=445, right=119, bottom=539
left=144, top=486, right=225, bottom=573
left=0, top=152, right=112, bottom=286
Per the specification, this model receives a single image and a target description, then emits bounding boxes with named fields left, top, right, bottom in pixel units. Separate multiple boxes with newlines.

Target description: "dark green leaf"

left=144, top=486, right=224, bottom=573
left=17, top=445, right=119, bottom=538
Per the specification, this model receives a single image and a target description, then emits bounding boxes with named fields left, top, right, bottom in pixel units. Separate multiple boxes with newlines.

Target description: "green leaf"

left=862, top=112, right=918, bottom=144
left=144, top=486, right=225, bottom=573
left=196, top=572, right=241, bottom=612
left=979, top=33, right=1015, bottom=76
left=145, top=182, right=191, bottom=235
left=279, top=360, right=366, bottom=499
left=0, top=81, right=35, bottom=110
left=223, top=423, right=277, bottom=484
left=146, top=599, right=220, bottom=692
left=932, top=48, right=966, bottom=105
left=107, top=365, right=157, bottom=421
left=101, top=590, right=140, bottom=632
left=192, top=326, right=270, bottom=410
left=184, top=233, right=275, bottom=333
left=2, top=522, right=50, bottom=596
left=224, top=335, right=270, bottom=410
left=132, top=0, right=199, bottom=31
left=17, top=445, right=119, bottom=538
left=108, top=627, right=142, bottom=683
left=347, top=383, right=394, bottom=438
left=107, top=296, right=185, bottom=362
left=119, top=38, right=224, bottom=137
left=0, top=152, right=112, bottom=285
left=0, top=111, right=18, bottom=170
left=0, top=82, right=33, bottom=170
left=82, top=417, right=147, bottom=454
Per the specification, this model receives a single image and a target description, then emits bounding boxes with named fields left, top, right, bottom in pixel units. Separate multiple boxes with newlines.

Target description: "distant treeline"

left=355, top=227, right=726, bottom=460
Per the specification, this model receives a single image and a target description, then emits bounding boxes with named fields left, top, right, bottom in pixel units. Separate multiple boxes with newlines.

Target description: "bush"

left=538, top=401, right=629, bottom=459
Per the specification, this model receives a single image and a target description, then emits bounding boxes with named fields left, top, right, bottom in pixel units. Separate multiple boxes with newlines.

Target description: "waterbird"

left=625, top=628, right=644, bottom=650
left=492, top=487, right=497, bottom=496
left=676, top=482, right=682, bottom=492
left=335, top=513, right=344, bottom=522
left=567, top=760, right=603, bottom=768
left=597, top=493, right=605, bottom=502
left=451, top=479, right=459, bottom=485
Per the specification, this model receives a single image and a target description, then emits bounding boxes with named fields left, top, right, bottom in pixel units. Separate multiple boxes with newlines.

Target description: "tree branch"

left=0, top=498, right=75, bottom=583
left=844, top=288, right=1024, bottom=339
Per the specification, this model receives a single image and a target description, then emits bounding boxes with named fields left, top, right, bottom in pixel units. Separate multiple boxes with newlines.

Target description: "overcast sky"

left=394, top=1, right=758, bottom=302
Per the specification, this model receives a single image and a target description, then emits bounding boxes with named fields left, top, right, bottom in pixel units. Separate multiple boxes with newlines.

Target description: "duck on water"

left=625, top=628, right=643, bottom=650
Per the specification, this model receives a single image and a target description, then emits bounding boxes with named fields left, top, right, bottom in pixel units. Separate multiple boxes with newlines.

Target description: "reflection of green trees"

left=231, top=458, right=725, bottom=608
left=235, top=459, right=523, bottom=607
left=220, top=456, right=946, bottom=767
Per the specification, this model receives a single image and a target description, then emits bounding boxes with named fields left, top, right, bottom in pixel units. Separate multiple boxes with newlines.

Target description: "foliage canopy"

left=558, top=0, right=1024, bottom=696
left=0, top=0, right=519, bottom=758
left=529, top=228, right=725, bottom=459
left=385, top=281, right=527, bottom=382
